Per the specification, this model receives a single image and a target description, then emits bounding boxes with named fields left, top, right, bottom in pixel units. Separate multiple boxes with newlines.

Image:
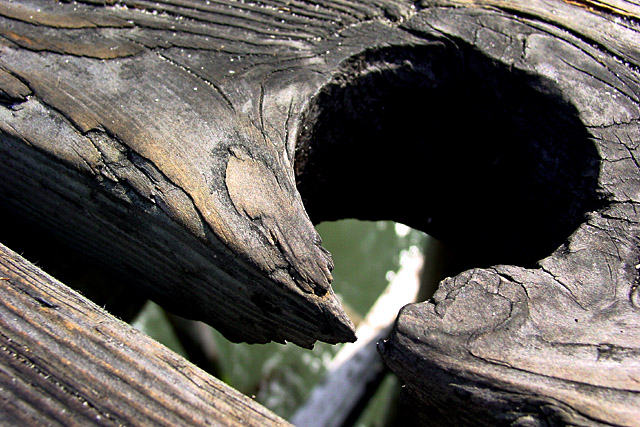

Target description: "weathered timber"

left=367, top=1, right=640, bottom=426
left=0, top=0, right=422, bottom=346
left=0, top=242, right=290, bottom=426
left=2, top=0, right=640, bottom=422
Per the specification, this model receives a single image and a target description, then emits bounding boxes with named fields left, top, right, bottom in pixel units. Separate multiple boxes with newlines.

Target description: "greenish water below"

left=132, top=219, right=432, bottom=424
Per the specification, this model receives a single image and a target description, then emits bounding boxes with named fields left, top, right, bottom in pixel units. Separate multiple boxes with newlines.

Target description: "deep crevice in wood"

left=295, top=41, right=604, bottom=274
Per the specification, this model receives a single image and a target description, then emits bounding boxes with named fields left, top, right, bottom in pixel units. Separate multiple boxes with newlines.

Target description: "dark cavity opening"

left=295, top=42, right=602, bottom=273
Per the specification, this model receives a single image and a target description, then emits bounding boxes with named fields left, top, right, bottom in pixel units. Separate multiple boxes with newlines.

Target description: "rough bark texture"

left=0, top=242, right=289, bottom=426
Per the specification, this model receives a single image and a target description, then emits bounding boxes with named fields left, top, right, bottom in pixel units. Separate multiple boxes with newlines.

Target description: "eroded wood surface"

left=375, top=1, right=640, bottom=425
left=1, top=0, right=640, bottom=423
left=0, top=242, right=290, bottom=426
left=0, top=0, right=422, bottom=346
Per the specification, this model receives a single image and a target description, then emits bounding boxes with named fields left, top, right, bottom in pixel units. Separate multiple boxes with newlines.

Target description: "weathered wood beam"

left=375, top=1, right=640, bottom=425
left=2, top=0, right=639, bottom=421
left=0, top=0, right=416, bottom=347
left=0, top=242, right=289, bottom=426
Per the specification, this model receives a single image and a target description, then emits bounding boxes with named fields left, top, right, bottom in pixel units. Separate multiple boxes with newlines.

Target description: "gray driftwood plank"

left=0, top=242, right=290, bottom=426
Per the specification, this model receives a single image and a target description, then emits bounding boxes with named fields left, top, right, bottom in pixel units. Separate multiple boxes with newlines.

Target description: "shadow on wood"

left=295, top=42, right=602, bottom=272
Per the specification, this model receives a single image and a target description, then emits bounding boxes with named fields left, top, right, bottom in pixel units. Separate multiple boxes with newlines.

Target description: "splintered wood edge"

left=0, top=242, right=290, bottom=426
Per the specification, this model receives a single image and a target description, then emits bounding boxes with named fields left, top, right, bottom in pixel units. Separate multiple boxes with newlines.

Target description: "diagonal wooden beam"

left=0, top=242, right=290, bottom=426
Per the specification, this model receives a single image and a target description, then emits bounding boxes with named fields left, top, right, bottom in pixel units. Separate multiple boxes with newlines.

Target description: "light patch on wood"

left=0, top=2, right=133, bottom=29
left=225, top=151, right=338, bottom=297
left=225, top=154, right=292, bottom=222
left=0, top=27, right=143, bottom=59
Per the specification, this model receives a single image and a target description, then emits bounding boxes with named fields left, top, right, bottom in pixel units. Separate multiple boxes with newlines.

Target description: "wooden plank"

left=377, top=1, right=640, bottom=425
left=0, top=242, right=290, bottom=426
left=2, top=0, right=640, bottom=421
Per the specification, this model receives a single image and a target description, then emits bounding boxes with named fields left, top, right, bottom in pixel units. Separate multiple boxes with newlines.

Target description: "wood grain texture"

left=373, top=1, right=640, bottom=425
left=0, top=242, right=289, bottom=426
left=2, top=0, right=640, bottom=422
left=0, top=0, right=418, bottom=346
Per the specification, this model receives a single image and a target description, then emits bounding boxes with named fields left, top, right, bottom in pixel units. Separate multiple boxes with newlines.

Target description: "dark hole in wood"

left=295, top=42, right=603, bottom=273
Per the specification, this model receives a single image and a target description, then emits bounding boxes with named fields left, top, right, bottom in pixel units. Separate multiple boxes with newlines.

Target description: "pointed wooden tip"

left=0, top=2, right=360, bottom=348
left=220, top=147, right=357, bottom=347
